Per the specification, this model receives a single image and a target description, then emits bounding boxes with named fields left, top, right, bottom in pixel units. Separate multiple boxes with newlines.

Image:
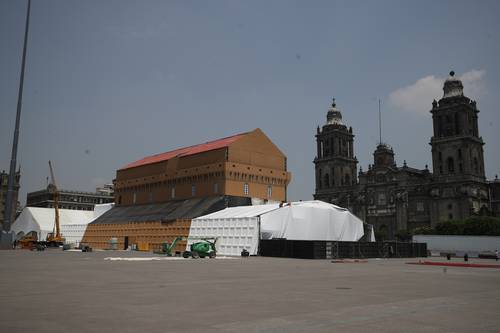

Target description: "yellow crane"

left=46, top=160, right=65, bottom=246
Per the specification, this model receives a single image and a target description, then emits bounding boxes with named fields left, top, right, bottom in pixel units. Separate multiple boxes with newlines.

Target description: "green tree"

left=414, top=216, right=500, bottom=236
left=395, top=229, right=412, bottom=241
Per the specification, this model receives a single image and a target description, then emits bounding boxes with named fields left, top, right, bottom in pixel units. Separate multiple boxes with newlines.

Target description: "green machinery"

left=156, top=237, right=217, bottom=259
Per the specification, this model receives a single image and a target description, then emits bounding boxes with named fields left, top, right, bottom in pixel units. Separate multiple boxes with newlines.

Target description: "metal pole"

left=3, top=0, right=31, bottom=234
left=378, top=99, right=382, bottom=144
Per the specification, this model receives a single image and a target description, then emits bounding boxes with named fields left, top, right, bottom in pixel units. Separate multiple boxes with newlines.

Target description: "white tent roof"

left=11, top=204, right=113, bottom=241
left=259, top=200, right=365, bottom=241
left=193, top=203, right=280, bottom=220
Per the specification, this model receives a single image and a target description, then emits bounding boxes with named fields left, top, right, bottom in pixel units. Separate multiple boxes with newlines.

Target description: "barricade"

left=259, top=240, right=427, bottom=259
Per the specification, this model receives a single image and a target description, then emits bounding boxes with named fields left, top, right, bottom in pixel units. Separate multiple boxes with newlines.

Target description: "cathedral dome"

left=326, top=98, right=343, bottom=125
left=443, top=71, right=464, bottom=98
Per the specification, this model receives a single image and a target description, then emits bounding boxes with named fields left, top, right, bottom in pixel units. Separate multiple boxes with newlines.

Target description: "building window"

left=318, top=168, right=322, bottom=189
left=171, top=187, right=175, bottom=199
left=243, top=183, right=249, bottom=195
left=213, top=183, right=218, bottom=194
left=191, top=185, right=196, bottom=196
left=447, top=157, right=455, bottom=173
left=133, top=192, right=136, bottom=204
left=267, top=185, right=272, bottom=199
left=377, top=193, right=386, bottom=206
left=345, top=174, right=351, bottom=186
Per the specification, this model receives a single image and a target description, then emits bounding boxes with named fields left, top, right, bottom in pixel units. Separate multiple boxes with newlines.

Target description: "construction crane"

left=45, top=160, right=65, bottom=247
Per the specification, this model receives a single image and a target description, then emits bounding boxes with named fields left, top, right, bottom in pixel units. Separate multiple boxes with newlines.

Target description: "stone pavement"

left=0, top=250, right=499, bottom=332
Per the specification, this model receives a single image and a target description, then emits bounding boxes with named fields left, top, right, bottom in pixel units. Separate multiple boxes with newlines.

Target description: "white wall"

left=188, top=217, right=260, bottom=256
left=413, top=235, right=500, bottom=257
left=60, top=224, right=88, bottom=247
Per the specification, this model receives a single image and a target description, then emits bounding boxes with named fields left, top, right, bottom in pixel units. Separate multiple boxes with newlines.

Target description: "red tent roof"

left=120, top=131, right=248, bottom=170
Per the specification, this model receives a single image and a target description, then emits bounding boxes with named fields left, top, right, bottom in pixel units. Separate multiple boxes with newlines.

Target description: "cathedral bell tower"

left=314, top=98, right=358, bottom=203
left=429, top=71, right=489, bottom=222
left=430, top=71, right=485, bottom=181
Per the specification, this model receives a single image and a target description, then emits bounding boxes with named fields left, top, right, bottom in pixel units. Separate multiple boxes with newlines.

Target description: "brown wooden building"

left=82, top=128, right=291, bottom=250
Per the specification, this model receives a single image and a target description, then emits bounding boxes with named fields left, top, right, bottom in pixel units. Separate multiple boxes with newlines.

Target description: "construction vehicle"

left=155, top=237, right=186, bottom=256
left=183, top=237, right=217, bottom=259
left=17, top=232, right=40, bottom=250
left=155, top=237, right=218, bottom=258
left=44, top=161, right=65, bottom=247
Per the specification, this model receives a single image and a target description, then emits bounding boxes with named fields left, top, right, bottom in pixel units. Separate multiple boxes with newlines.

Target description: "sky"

left=1, top=0, right=499, bottom=205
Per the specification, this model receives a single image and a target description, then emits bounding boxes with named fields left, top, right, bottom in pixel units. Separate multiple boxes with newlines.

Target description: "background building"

left=0, top=169, right=20, bottom=229
left=26, top=187, right=114, bottom=211
left=96, top=183, right=114, bottom=196
left=314, top=72, right=495, bottom=239
left=114, top=128, right=290, bottom=205
left=82, top=128, right=291, bottom=250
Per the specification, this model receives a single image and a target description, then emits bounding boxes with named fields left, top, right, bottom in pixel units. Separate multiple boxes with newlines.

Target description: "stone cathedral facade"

left=314, top=72, right=495, bottom=239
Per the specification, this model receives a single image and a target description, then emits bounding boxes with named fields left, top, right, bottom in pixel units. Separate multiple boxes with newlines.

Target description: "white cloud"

left=461, top=69, right=486, bottom=99
left=388, top=70, right=486, bottom=114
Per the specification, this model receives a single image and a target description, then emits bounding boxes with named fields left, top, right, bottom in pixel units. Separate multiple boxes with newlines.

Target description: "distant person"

left=495, top=249, right=499, bottom=262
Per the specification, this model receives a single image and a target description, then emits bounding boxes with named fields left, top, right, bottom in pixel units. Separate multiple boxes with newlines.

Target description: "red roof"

left=120, top=131, right=248, bottom=170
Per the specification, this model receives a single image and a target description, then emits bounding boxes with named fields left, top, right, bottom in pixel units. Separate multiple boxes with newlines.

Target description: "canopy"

left=12, top=204, right=113, bottom=245
left=190, top=201, right=366, bottom=256
left=260, top=201, right=365, bottom=242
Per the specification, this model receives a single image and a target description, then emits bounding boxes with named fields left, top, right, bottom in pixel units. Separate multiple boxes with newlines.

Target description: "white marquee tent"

left=12, top=203, right=113, bottom=246
left=189, top=200, right=370, bottom=256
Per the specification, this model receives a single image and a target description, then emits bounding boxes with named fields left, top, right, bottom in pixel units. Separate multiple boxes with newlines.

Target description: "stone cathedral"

left=314, top=71, right=497, bottom=239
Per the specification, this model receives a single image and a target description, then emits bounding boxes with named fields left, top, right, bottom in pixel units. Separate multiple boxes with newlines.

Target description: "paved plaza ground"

left=0, top=249, right=499, bottom=332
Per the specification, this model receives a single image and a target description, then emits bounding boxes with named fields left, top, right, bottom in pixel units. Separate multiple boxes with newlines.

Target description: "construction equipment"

left=17, top=232, right=39, bottom=249
left=155, top=237, right=218, bottom=258
left=183, top=238, right=217, bottom=259
left=155, top=236, right=186, bottom=255
left=45, top=161, right=65, bottom=247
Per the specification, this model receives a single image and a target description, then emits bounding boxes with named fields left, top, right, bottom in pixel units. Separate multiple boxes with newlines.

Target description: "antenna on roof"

left=378, top=99, right=382, bottom=144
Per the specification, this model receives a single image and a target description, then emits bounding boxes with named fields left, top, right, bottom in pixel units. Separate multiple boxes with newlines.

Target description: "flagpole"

left=1, top=0, right=31, bottom=247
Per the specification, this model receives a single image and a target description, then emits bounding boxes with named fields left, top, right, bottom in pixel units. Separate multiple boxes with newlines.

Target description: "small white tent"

left=189, top=200, right=366, bottom=256
left=12, top=203, right=113, bottom=246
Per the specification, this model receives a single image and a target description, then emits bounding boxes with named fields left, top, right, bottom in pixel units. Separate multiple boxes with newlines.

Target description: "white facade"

left=189, top=204, right=279, bottom=256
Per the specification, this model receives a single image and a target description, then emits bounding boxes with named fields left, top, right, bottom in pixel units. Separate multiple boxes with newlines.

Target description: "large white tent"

left=260, top=201, right=365, bottom=241
left=189, top=200, right=368, bottom=256
left=12, top=203, right=113, bottom=246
